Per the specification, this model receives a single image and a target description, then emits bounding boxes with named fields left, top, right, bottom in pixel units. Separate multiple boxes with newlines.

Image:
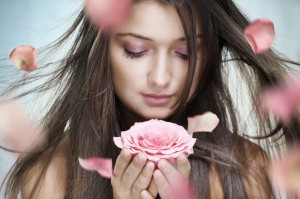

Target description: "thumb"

left=141, top=190, right=155, bottom=199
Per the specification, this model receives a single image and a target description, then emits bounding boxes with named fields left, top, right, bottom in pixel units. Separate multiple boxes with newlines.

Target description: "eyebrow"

left=115, top=32, right=202, bottom=42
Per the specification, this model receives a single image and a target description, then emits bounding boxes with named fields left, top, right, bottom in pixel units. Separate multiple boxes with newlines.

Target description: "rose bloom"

left=113, top=119, right=196, bottom=162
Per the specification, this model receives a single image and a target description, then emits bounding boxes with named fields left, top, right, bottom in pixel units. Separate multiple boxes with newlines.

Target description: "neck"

left=117, top=102, right=145, bottom=130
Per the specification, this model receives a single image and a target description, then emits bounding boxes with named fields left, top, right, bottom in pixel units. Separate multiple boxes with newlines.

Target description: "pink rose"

left=113, top=119, right=196, bottom=162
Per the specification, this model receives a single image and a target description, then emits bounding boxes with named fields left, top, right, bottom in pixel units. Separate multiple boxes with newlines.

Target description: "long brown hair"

left=2, top=0, right=300, bottom=198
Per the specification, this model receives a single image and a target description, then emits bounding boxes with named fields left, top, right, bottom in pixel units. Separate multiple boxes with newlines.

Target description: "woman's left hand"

left=141, top=154, right=191, bottom=199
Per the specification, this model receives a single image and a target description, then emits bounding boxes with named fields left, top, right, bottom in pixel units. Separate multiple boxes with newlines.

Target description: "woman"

left=2, top=0, right=299, bottom=198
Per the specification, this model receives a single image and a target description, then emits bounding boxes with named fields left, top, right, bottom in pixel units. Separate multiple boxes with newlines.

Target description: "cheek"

left=110, top=50, right=146, bottom=93
left=110, top=45, right=130, bottom=84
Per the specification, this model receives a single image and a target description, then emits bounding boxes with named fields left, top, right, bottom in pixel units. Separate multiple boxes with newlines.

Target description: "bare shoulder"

left=239, top=138, right=272, bottom=199
left=21, top=136, right=68, bottom=199
left=209, top=137, right=272, bottom=199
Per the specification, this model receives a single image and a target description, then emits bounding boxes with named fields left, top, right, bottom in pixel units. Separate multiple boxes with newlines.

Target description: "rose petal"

left=268, top=145, right=300, bottom=195
left=172, top=176, right=197, bottom=199
left=260, top=75, right=300, bottom=124
left=79, top=157, right=113, bottom=178
left=284, top=76, right=300, bottom=108
left=260, top=88, right=294, bottom=123
left=187, top=112, right=219, bottom=134
left=9, top=45, right=38, bottom=72
left=244, top=19, right=275, bottom=54
left=113, top=137, right=124, bottom=148
left=0, top=102, right=42, bottom=152
left=84, top=0, right=132, bottom=31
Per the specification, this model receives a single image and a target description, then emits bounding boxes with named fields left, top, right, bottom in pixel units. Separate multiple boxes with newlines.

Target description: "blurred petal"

left=0, top=102, right=42, bottom=152
left=244, top=19, right=275, bottom=54
left=9, top=45, right=38, bottom=72
left=172, top=177, right=197, bottom=199
left=187, top=112, right=219, bottom=134
left=79, top=157, right=113, bottom=178
left=260, top=88, right=293, bottom=123
left=260, top=75, right=300, bottom=124
left=84, top=0, right=132, bottom=31
left=268, top=146, right=300, bottom=195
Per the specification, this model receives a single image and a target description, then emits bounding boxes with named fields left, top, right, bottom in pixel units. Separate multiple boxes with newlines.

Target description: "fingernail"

left=146, top=162, right=154, bottom=171
left=136, top=153, right=145, bottom=162
left=154, top=170, right=162, bottom=180
left=141, top=190, right=148, bottom=199
left=158, top=159, right=167, bottom=169
left=179, top=155, right=187, bottom=163
left=123, top=149, right=131, bottom=159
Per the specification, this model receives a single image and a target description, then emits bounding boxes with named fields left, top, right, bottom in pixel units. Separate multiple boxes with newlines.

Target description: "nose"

left=148, top=53, right=171, bottom=89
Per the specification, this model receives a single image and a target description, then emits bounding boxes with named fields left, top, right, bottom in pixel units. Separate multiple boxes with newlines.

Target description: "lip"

left=142, top=94, right=172, bottom=106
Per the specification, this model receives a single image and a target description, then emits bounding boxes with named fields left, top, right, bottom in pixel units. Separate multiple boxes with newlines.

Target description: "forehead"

left=111, top=1, right=185, bottom=42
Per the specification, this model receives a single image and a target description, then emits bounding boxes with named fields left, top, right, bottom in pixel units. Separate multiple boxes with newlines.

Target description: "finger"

left=122, top=152, right=147, bottom=189
left=113, top=149, right=132, bottom=180
left=147, top=178, right=158, bottom=198
left=141, top=190, right=155, bottom=199
left=132, top=161, right=155, bottom=195
left=153, top=169, right=173, bottom=198
left=176, top=154, right=191, bottom=178
left=157, top=159, right=181, bottom=184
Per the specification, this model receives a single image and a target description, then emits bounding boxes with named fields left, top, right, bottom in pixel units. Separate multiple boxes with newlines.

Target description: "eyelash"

left=177, top=52, right=189, bottom=61
left=122, top=49, right=189, bottom=61
left=123, top=49, right=145, bottom=59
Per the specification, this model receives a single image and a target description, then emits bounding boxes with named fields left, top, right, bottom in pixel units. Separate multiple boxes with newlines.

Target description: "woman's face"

left=109, top=1, right=201, bottom=123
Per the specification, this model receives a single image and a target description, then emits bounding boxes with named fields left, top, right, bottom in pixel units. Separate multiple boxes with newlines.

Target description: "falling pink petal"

left=172, top=176, right=197, bottom=199
left=284, top=75, right=300, bottom=106
left=260, top=74, right=300, bottom=124
left=187, top=112, right=219, bottom=134
left=9, top=45, right=38, bottom=72
left=0, top=102, right=43, bottom=152
left=79, top=157, right=113, bottom=178
left=268, top=145, right=300, bottom=196
left=260, top=88, right=293, bottom=123
left=244, top=19, right=275, bottom=54
left=84, top=0, right=132, bottom=31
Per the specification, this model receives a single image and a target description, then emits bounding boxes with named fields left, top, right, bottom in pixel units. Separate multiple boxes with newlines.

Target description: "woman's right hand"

left=111, top=149, right=155, bottom=199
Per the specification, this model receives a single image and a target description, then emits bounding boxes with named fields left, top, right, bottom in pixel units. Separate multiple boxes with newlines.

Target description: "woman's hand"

left=111, top=149, right=155, bottom=199
left=141, top=154, right=192, bottom=199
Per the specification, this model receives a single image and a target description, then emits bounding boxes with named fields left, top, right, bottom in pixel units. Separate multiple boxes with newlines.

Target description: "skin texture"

left=21, top=136, right=68, bottom=199
left=109, top=1, right=201, bottom=127
left=109, top=2, right=198, bottom=198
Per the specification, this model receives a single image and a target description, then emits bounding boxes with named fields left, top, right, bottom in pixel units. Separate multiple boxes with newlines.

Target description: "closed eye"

left=176, top=52, right=188, bottom=61
left=123, top=49, right=147, bottom=59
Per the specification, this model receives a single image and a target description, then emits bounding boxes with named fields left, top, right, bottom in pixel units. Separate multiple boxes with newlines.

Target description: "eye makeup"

left=123, top=49, right=146, bottom=59
left=121, top=41, right=149, bottom=59
left=117, top=36, right=200, bottom=61
left=174, top=46, right=189, bottom=60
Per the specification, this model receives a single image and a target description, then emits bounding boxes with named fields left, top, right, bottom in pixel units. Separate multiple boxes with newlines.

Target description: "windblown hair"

left=2, top=0, right=300, bottom=198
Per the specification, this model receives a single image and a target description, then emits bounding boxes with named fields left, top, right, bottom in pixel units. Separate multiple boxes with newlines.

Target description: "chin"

left=140, top=110, right=173, bottom=120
